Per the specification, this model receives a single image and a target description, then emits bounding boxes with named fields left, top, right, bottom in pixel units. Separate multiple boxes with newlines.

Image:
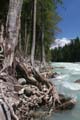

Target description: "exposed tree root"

left=0, top=55, right=76, bottom=120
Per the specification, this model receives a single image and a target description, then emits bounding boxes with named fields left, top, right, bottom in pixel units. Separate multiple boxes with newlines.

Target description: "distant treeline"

left=51, top=37, right=80, bottom=62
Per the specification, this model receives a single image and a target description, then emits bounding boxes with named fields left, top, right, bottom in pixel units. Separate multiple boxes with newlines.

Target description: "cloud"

left=50, top=38, right=71, bottom=49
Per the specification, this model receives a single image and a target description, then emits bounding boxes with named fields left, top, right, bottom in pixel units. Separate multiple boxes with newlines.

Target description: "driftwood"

left=15, top=56, right=61, bottom=105
left=32, top=68, right=51, bottom=88
left=0, top=86, right=19, bottom=120
left=15, top=57, right=41, bottom=89
left=0, top=55, right=76, bottom=120
left=53, top=97, right=76, bottom=112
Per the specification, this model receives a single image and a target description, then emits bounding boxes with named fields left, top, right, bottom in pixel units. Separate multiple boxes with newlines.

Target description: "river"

left=51, top=62, right=80, bottom=120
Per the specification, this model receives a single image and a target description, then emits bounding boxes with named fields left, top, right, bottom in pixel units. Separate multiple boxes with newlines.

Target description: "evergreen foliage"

left=20, top=0, right=62, bottom=61
left=51, top=37, right=80, bottom=62
left=0, top=0, right=62, bottom=62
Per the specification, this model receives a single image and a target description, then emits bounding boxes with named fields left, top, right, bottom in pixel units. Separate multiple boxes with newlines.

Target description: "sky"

left=56, top=0, right=80, bottom=39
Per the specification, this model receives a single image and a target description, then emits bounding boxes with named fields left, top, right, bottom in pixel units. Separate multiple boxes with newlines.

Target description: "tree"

left=51, top=37, right=80, bottom=62
left=31, top=0, right=37, bottom=66
left=3, top=0, right=23, bottom=69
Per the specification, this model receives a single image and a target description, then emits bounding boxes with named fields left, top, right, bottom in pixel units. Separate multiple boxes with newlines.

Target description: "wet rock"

left=48, top=72, right=58, bottom=78
left=18, top=78, right=26, bottom=85
left=55, top=66, right=65, bottom=69
left=75, top=79, right=80, bottom=83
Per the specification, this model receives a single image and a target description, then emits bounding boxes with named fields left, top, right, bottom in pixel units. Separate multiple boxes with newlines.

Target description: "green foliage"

left=36, top=0, right=62, bottom=60
left=51, top=37, right=80, bottom=62
left=0, top=0, right=62, bottom=61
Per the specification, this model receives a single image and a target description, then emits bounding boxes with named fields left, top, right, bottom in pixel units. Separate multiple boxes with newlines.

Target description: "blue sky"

left=56, top=0, right=80, bottom=39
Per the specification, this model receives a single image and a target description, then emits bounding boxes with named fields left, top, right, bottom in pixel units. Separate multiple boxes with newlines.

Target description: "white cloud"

left=50, top=38, right=71, bottom=49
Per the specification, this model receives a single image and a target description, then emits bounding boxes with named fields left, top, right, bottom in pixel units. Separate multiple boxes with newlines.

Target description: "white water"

left=51, top=62, right=80, bottom=120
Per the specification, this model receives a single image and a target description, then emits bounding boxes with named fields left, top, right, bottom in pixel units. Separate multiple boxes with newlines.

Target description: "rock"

left=18, top=78, right=26, bottom=85
left=47, top=72, right=58, bottom=79
left=75, top=79, right=80, bottom=83
left=18, top=87, right=33, bottom=97
left=18, top=88, right=25, bottom=95
left=24, top=88, right=33, bottom=97
left=55, top=67, right=65, bottom=69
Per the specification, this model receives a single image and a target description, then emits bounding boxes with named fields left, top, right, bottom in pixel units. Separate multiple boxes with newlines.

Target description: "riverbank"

left=0, top=58, right=76, bottom=120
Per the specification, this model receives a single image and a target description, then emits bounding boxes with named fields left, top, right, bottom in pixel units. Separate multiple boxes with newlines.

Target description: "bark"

left=19, top=31, right=22, bottom=53
left=15, top=57, right=40, bottom=89
left=32, top=68, right=51, bottom=88
left=24, top=21, right=30, bottom=57
left=41, top=5, right=46, bottom=66
left=31, top=0, right=37, bottom=66
left=18, top=16, right=22, bottom=54
left=25, top=33, right=30, bottom=57
left=41, top=25, right=46, bottom=66
left=0, top=25, right=4, bottom=43
left=24, top=21, right=27, bottom=56
left=3, top=0, right=23, bottom=68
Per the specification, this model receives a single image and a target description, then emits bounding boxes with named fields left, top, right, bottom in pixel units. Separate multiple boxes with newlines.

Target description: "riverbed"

left=51, top=62, right=80, bottom=120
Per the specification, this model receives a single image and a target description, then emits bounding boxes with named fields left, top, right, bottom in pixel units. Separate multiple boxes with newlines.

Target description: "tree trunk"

left=19, top=30, right=22, bottom=54
left=41, top=25, right=46, bottom=66
left=3, top=0, right=23, bottom=68
left=31, top=0, right=37, bottom=66
left=24, top=21, right=30, bottom=57
left=25, top=33, right=30, bottom=57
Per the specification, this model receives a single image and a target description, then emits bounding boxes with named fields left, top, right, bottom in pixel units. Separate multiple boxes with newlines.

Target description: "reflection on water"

left=51, top=62, right=80, bottom=120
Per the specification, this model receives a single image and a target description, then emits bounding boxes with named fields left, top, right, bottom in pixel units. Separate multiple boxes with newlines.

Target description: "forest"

left=51, top=37, right=80, bottom=62
left=0, top=0, right=62, bottom=65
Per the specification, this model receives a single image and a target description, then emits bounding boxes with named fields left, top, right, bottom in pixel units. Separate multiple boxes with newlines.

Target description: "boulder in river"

left=74, top=79, right=80, bottom=83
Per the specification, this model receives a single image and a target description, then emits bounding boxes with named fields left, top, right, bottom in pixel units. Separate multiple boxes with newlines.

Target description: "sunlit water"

left=51, top=62, right=80, bottom=120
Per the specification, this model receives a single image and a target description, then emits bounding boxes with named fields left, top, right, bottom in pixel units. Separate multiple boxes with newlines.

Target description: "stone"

left=24, top=88, right=32, bottom=97
left=75, top=79, right=80, bottom=83
left=18, top=78, right=26, bottom=85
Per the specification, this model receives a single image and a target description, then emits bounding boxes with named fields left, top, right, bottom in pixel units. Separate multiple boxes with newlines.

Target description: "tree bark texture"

left=41, top=25, right=46, bottom=65
left=31, top=0, right=37, bottom=66
left=3, top=0, right=23, bottom=68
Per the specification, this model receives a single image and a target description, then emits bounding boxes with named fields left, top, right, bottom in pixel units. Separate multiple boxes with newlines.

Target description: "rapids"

left=51, top=62, right=80, bottom=120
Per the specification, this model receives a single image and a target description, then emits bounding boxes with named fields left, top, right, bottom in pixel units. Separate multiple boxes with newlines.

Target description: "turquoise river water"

left=51, top=62, right=80, bottom=120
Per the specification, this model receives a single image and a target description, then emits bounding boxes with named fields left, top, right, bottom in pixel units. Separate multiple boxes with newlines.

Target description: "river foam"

left=62, top=82, right=80, bottom=90
left=51, top=62, right=80, bottom=120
